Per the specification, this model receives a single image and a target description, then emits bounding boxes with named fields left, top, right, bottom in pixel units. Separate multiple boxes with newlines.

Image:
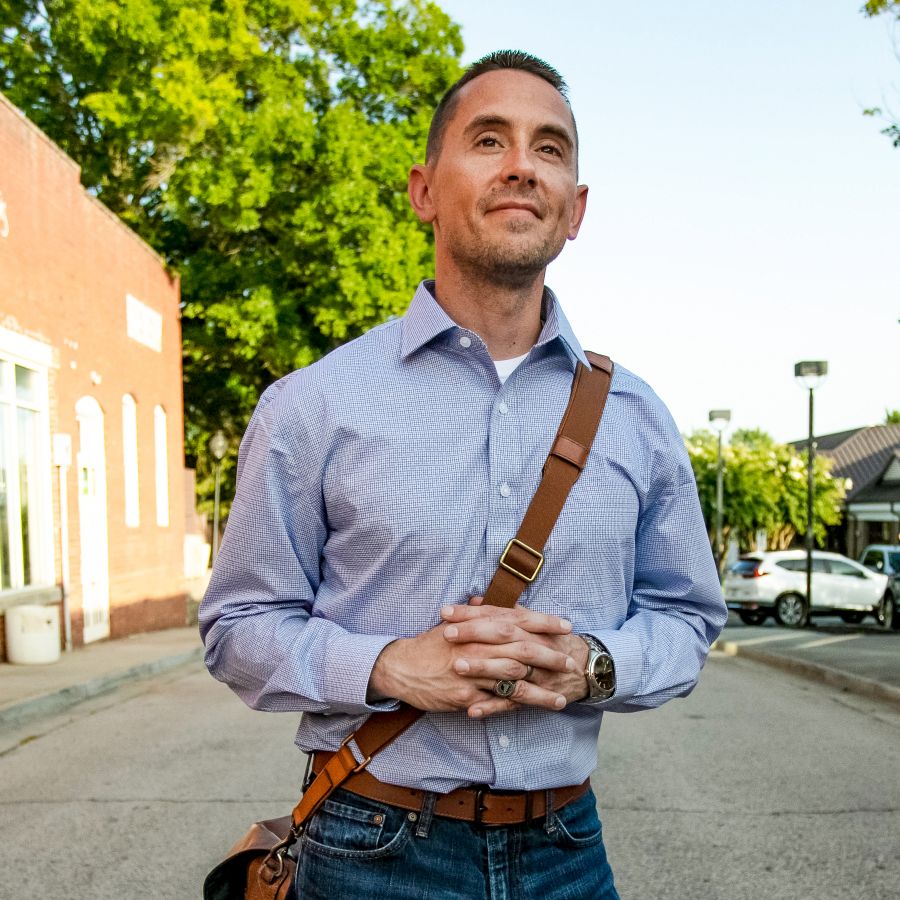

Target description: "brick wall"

left=0, top=92, right=188, bottom=659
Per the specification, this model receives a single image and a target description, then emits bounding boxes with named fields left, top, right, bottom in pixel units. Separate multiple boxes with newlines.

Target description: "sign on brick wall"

left=125, top=293, right=162, bottom=352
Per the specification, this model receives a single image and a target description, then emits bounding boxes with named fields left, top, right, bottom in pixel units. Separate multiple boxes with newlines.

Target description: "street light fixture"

left=210, top=430, right=228, bottom=565
left=794, top=361, right=828, bottom=625
left=709, top=409, right=731, bottom=569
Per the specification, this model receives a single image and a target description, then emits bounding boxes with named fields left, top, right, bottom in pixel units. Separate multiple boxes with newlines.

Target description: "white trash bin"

left=5, top=604, right=61, bottom=665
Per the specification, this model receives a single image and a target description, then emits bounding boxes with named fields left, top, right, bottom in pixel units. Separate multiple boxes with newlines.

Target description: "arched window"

left=154, top=405, right=169, bottom=527
left=121, top=394, right=139, bottom=527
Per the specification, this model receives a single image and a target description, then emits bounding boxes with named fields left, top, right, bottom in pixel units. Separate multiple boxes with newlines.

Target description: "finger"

left=468, top=595, right=484, bottom=606
left=455, top=641, right=575, bottom=675
left=442, top=604, right=572, bottom=635
left=469, top=680, right=567, bottom=718
left=453, top=656, right=531, bottom=680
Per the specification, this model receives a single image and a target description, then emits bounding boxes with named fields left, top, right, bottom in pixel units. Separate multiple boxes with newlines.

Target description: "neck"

left=433, top=263, right=545, bottom=360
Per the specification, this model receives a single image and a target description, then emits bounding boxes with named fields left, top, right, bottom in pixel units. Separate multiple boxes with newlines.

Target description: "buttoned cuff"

left=322, top=632, right=402, bottom=715
left=580, top=628, right=643, bottom=706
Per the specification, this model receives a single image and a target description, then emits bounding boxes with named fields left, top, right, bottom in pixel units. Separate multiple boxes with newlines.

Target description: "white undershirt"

left=493, top=352, right=529, bottom=385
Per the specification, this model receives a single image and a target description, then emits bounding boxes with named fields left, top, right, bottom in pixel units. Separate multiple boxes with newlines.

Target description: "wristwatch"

left=580, top=634, right=616, bottom=702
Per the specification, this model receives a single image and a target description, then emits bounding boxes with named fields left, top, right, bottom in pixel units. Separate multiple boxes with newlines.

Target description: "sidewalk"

left=0, top=626, right=203, bottom=729
left=713, top=619, right=900, bottom=710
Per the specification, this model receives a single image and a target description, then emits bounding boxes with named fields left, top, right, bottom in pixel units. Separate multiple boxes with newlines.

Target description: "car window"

left=730, top=559, right=762, bottom=575
left=828, top=559, right=864, bottom=577
left=888, top=552, right=900, bottom=572
left=862, top=551, right=884, bottom=571
left=776, top=559, right=806, bottom=572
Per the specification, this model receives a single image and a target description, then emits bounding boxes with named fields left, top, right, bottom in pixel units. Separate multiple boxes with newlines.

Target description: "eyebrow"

left=463, top=113, right=575, bottom=151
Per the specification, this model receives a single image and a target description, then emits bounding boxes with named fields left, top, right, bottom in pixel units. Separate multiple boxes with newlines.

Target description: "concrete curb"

left=0, top=646, right=204, bottom=729
left=713, top=638, right=900, bottom=711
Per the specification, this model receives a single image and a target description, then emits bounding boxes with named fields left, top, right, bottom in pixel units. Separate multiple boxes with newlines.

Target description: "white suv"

left=724, top=550, right=893, bottom=629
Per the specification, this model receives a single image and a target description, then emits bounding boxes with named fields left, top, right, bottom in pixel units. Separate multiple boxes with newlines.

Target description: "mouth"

left=487, top=202, right=543, bottom=219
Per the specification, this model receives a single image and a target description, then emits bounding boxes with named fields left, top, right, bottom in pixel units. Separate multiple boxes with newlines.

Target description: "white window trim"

left=122, top=394, right=140, bottom=527
left=0, top=333, right=55, bottom=590
left=154, top=405, right=169, bottom=527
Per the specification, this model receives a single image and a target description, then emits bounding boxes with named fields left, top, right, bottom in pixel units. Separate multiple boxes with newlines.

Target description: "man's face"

left=410, top=69, right=587, bottom=287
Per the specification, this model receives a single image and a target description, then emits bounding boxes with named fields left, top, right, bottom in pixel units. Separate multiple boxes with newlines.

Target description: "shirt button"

left=498, top=401, right=509, bottom=415
left=499, top=482, right=511, bottom=498
left=459, top=335, right=472, bottom=348
left=498, top=735, right=510, bottom=748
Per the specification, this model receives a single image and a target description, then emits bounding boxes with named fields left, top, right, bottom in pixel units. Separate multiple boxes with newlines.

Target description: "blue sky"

left=436, top=1, right=899, bottom=442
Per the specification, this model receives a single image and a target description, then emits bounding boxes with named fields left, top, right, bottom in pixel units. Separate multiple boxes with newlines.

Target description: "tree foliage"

left=0, top=0, right=463, bottom=519
left=686, top=428, right=845, bottom=563
left=863, top=0, right=900, bottom=147
left=885, top=409, right=900, bottom=424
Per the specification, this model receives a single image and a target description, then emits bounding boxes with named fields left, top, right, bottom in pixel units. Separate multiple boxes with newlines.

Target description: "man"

left=201, top=50, right=726, bottom=899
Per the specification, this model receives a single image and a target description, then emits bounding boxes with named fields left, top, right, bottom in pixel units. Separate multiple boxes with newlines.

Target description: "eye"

left=538, top=144, right=563, bottom=157
left=476, top=135, right=500, bottom=148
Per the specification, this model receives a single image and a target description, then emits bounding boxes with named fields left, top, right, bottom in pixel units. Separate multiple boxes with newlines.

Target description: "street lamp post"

left=709, top=410, right=731, bottom=570
left=210, top=430, right=228, bottom=565
left=794, top=361, right=828, bottom=626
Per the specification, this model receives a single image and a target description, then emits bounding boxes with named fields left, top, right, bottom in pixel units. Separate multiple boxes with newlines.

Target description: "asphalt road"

left=720, top=612, right=900, bottom=689
left=1, top=654, right=898, bottom=899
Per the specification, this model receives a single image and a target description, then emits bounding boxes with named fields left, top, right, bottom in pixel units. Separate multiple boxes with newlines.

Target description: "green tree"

left=863, top=0, right=900, bottom=147
left=885, top=409, right=900, bottom=424
left=686, top=428, right=845, bottom=566
left=0, top=0, right=463, bottom=519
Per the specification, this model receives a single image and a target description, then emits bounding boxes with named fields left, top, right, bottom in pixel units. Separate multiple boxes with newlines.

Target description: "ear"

left=408, top=164, right=436, bottom=224
left=566, top=184, right=589, bottom=241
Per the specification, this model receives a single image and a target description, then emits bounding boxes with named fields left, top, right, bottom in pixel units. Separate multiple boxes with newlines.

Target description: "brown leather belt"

left=311, top=752, right=590, bottom=827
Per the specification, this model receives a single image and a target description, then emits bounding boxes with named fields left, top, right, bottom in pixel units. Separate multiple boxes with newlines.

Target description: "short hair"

left=425, top=50, right=577, bottom=165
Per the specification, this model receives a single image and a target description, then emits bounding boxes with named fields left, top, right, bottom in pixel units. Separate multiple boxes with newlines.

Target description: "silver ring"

left=523, top=665, right=534, bottom=681
left=493, top=679, right=517, bottom=698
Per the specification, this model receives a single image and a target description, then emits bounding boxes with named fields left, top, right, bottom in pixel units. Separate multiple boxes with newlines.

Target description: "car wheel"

left=775, top=593, right=808, bottom=628
left=877, top=593, right=895, bottom=631
left=840, top=612, right=865, bottom=625
left=738, top=610, right=768, bottom=626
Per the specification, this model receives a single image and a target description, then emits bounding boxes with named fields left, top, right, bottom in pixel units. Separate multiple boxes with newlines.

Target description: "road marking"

left=793, top=634, right=863, bottom=650
left=730, top=633, right=810, bottom=646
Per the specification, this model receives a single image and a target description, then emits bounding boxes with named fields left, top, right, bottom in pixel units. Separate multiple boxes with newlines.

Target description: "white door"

left=76, top=397, right=110, bottom=642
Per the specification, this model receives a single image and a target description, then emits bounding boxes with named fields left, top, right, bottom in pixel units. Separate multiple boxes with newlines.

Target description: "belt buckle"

left=499, top=539, right=544, bottom=583
left=472, top=785, right=490, bottom=827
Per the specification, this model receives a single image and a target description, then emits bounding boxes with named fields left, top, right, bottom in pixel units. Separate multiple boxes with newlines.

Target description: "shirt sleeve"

left=198, top=380, right=400, bottom=716
left=581, top=444, right=727, bottom=712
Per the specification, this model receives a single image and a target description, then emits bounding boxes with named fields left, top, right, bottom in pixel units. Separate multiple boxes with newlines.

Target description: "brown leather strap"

left=311, top=753, right=590, bottom=826
left=482, top=352, right=613, bottom=609
left=288, top=352, right=614, bottom=835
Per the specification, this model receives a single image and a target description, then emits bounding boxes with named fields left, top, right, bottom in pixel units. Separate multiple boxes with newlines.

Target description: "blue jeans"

left=294, top=785, right=619, bottom=899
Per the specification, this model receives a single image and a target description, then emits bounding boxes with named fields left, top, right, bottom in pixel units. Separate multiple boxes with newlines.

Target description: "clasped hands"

left=368, top=599, right=590, bottom=719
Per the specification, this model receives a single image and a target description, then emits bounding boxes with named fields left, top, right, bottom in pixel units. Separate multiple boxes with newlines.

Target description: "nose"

left=500, top=143, right=537, bottom=186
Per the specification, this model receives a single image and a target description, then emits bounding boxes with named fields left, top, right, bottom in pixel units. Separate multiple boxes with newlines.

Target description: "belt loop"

left=414, top=791, right=437, bottom=839
left=543, top=789, right=557, bottom=835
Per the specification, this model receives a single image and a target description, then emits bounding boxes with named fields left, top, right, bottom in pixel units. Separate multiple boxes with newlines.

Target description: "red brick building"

left=0, top=92, right=192, bottom=659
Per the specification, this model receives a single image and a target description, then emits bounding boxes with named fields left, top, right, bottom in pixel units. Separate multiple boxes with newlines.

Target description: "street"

left=1, top=654, right=898, bottom=900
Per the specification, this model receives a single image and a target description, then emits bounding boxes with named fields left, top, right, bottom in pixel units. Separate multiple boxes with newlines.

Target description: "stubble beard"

left=447, top=220, right=566, bottom=290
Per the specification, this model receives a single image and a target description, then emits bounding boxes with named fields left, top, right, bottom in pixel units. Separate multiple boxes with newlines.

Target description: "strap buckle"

left=340, top=732, right=373, bottom=773
left=499, top=539, right=544, bottom=583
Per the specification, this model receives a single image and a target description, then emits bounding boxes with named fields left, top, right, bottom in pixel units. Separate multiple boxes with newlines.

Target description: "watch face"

left=591, top=653, right=614, bottom=689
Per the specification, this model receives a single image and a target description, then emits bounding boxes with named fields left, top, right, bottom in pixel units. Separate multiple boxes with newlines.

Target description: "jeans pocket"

left=551, top=794, right=604, bottom=849
left=301, top=790, right=412, bottom=860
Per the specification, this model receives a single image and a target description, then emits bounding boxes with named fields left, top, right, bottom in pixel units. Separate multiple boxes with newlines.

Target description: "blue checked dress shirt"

left=200, top=280, right=726, bottom=793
